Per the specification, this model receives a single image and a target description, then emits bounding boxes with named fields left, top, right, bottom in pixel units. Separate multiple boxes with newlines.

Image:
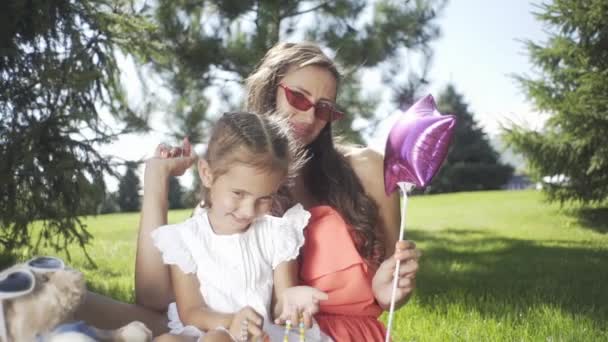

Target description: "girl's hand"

left=145, top=137, right=196, bottom=178
left=275, top=286, right=328, bottom=328
left=229, top=306, right=266, bottom=341
left=372, top=240, right=421, bottom=310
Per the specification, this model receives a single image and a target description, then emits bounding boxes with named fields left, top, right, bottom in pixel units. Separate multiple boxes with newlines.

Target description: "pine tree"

left=148, top=0, right=445, bottom=146
left=430, top=85, right=513, bottom=193
left=100, top=192, right=120, bottom=214
left=117, top=163, right=141, bottom=212
left=168, top=176, right=184, bottom=210
left=182, top=167, right=203, bottom=209
left=503, top=0, right=608, bottom=204
left=0, top=0, right=158, bottom=253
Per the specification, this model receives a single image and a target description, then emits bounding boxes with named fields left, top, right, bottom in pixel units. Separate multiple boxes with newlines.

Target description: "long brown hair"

left=245, top=42, right=383, bottom=265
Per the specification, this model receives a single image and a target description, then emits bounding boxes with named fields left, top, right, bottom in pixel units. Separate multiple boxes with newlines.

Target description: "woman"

left=77, top=42, right=420, bottom=340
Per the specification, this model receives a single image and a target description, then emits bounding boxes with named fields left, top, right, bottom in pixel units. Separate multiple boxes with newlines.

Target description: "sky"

left=103, top=0, right=551, bottom=191
left=368, top=0, right=550, bottom=150
left=428, top=0, right=548, bottom=132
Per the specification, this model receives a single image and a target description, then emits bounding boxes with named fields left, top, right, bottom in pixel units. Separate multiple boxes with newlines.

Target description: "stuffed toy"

left=0, top=256, right=152, bottom=342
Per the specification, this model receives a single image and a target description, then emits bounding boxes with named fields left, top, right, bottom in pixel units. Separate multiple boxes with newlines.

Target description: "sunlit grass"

left=2, top=209, right=193, bottom=303
left=3, top=190, right=607, bottom=340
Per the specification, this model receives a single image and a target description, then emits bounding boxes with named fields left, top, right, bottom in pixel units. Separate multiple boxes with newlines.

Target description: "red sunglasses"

left=278, top=83, right=344, bottom=122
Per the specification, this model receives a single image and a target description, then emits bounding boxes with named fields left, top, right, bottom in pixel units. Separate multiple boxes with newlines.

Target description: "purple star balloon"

left=384, top=94, right=456, bottom=194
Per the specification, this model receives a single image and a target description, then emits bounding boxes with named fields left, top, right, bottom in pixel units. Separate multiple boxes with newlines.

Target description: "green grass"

left=3, top=190, right=607, bottom=341
left=385, top=190, right=608, bottom=341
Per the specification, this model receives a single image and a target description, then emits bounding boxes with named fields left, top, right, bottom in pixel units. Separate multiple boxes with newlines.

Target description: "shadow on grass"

left=0, top=253, right=18, bottom=270
left=408, top=229, right=608, bottom=327
left=569, top=207, right=608, bottom=234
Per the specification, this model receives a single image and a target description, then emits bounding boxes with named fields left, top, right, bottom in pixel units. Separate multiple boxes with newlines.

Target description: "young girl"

left=151, top=112, right=331, bottom=342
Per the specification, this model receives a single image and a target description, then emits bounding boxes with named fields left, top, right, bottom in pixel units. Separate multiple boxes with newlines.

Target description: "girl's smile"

left=200, top=161, right=284, bottom=235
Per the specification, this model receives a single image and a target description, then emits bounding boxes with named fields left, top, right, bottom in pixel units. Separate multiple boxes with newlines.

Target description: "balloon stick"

left=384, top=182, right=413, bottom=342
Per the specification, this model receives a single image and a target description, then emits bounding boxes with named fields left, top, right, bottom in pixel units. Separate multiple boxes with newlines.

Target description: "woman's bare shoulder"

left=343, top=146, right=385, bottom=192
left=343, top=145, right=383, bottom=169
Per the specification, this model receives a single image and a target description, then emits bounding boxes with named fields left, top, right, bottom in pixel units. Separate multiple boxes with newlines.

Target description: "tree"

left=503, top=0, right=608, bottom=204
left=117, top=163, right=141, bottom=212
left=100, top=192, right=120, bottom=214
left=429, top=85, right=513, bottom=193
left=0, top=0, right=158, bottom=253
left=168, top=176, right=184, bottom=209
left=182, top=166, right=203, bottom=209
left=148, top=0, right=446, bottom=147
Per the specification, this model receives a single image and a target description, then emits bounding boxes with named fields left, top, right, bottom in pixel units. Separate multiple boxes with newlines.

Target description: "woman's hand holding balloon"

left=372, top=240, right=421, bottom=309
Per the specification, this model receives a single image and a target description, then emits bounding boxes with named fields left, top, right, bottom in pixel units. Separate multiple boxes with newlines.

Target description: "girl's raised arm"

left=135, top=141, right=196, bottom=310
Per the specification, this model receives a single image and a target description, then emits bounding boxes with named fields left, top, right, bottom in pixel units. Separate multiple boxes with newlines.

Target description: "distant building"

left=503, top=174, right=534, bottom=190
left=535, top=174, right=569, bottom=190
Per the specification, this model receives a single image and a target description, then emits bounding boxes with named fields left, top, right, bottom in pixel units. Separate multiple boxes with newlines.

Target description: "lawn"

left=3, top=190, right=607, bottom=341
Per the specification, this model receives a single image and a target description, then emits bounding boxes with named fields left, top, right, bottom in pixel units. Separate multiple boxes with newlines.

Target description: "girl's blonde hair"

left=201, top=111, right=306, bottom=207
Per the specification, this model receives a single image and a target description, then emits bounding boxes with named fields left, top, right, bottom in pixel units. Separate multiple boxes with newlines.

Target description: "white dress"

left=151, top=204, right=331, bottom=341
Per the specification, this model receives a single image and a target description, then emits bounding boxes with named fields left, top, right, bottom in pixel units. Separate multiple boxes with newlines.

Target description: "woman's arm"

left=135, top=141, right=196, bottom=310
left=347, top=147, right=401, bottom=253
left=348, top=147, right=420, bottom=310
left=74, top=291, right=168, bottom=336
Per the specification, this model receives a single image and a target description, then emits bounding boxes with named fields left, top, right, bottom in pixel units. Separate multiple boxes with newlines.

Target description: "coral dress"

left=300, top=206, right=387, bottom=341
